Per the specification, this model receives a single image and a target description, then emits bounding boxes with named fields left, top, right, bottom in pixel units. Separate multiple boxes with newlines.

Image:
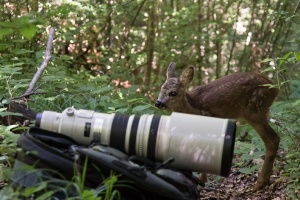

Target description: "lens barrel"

left=35, top=107, right=236, bottom=176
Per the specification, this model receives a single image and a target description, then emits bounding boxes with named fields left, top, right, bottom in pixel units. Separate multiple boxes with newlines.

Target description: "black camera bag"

left=11, top=127, right=200, bottom=200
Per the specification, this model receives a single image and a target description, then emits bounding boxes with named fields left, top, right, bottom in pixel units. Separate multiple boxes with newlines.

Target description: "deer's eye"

left=169, top=91, right=177, bottom=96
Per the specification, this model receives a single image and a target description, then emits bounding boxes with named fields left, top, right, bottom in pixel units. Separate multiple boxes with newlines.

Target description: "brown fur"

left=155, top=62, right=280, bottom=191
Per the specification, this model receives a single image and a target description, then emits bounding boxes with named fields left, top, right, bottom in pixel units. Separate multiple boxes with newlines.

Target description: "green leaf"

left=239, top=166, right=258, bottom=175
left=0, top=186, right=15, bottom=199
left=13, top=83, right=30, bottom=89
left=21, top=182, right=47, bottom=197
left=0, top=112, right=23, bottom=117
left=239, top=167, right=253, bottom=175
left=262, top=66, right=274, bottom=73
left=294, top=52, right=300, bottom=61
left=1, top=63, right=25, bottom=74
left=35, top=51, right=44, bottom=59
left=128, top=85, right=139, bottom=94
left=261, top=58, right=273, bottom=63
left=0, top=155, right=8, bottom=163
left=10, top=126, right=29, bottom=132
left=36, top=191, right=56, bottom=200
left=0, top=43, right=9, bottom=50
left=13, top=49, right=34, bottom=54
left=81, top=190, right=99, bottom=200
left=91, top=86, right=113, bottom=94
left=5, top=124, right=20, bottom=131
left=287, top=39, right=296, bottom=43
left=0, top=29, right=13, bottom=40
left=116, top=107, right=129, bottom=113
left=128, top=98, right=143, bottom=103
left=279, top=52, right=292, bottom=66
left=132, top=105, right=151, bottom=113
left=105, top=175, right=118, bottom=186
left=12, top=67, right=23, bottom=73
left=279, top=80, right=290, bottom=86
left=20, top=24, right=37, bottom=40
left=80, top=84, right=96, bottom=91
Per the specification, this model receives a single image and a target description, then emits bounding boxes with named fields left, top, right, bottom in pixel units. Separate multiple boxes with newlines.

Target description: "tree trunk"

left=226, top=0, right=242, bottom=75
left=216, top=39, right=221, bottom=79
left=145, top=0, right=155, bottom=86
left=196, top=0, right=203, bottom=85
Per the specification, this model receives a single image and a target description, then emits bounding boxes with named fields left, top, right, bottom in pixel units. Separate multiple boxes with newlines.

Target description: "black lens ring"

left=35, top=113, right=43, bottom=127
left=110, top=114, right=129, bottom=153
left=220, top=120, right=236, bottom=177
left=147, top=115, right=161, bottom=161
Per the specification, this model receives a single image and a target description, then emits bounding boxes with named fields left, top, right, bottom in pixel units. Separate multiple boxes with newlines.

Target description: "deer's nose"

left=155, top=100, right=161, bottom=107
left=155, top=100, right=165, bottom=109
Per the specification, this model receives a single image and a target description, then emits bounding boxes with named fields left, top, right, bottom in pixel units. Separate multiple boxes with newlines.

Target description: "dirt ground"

left=199, top=150, right=289, bottom=200
left=199, top=168, right=288, bottom=200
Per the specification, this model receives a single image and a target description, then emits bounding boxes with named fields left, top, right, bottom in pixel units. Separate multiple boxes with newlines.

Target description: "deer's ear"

left=167, top=62, right=177, bottom=79
left=179, top=67, right=194, bottom=85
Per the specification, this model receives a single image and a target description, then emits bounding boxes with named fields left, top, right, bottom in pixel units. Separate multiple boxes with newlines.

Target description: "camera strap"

left=12, top=127, right=200, bottom=200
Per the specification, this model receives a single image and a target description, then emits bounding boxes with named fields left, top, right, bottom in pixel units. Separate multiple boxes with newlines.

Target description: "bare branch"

left=23, top=27, right=55, bottom=98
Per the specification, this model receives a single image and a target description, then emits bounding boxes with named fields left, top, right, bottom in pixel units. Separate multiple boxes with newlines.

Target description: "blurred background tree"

left=0, top=0, right=298, bottom=98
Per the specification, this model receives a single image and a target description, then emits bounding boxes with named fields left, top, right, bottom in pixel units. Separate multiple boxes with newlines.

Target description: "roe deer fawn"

left=155, top=62, right=280, bottom=191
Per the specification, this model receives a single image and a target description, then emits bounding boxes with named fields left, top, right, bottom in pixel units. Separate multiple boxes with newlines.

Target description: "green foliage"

left=103, top=174, right=121, bottom=200
left=0, top=156, right=121, bottom=200
left=285, top=153, right=300, bottom=199
left=0, top=0, right=299, bottom=198
left=28, top=71, right=160, bottom=115
left=257, top=11, right=300, bottom=196
left=261, top=51, right=297, bottom=91
left=234, top=129, right=264, bottom=175
left=0, top=125, right=20, bottom=196
left=0, top=14, right=39, bottom=40
left=271, top=97, right=300, bottom=198
left=0, top=125, right=19, bottom=161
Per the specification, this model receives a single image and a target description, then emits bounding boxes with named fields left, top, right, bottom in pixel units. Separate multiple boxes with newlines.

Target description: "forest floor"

left=199, top=149, right=289, bottom=200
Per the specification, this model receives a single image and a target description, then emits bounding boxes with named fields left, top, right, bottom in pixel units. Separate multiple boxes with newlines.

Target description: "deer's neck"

left=179, top=91, right=211, bottom=116
left=176, top=92, right=202, bottom=115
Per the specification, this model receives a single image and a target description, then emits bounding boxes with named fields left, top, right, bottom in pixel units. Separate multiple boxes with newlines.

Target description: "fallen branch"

left=13, top=27, right=55, bottom=100
left=3, top=28, right=56, bottom=126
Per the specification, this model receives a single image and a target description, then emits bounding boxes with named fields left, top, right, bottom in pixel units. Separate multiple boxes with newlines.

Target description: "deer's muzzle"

left=155, top=100, right=166, bottom=109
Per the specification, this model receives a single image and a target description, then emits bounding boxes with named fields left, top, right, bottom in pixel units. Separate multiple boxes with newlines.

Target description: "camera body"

left=36, top=107, right=236, bottom=176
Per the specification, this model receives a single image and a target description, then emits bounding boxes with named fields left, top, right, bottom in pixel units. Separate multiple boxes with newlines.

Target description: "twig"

left=13, top=82, right=47, bottom=100
left=15, top=27, right=55, bottom=99
left=293, top=0, right=300, bottom=15
left=13, top=92, right=46, bottom=100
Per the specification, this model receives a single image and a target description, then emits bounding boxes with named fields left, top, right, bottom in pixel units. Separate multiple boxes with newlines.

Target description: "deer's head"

left=155, top=62, right=194, bottom=111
